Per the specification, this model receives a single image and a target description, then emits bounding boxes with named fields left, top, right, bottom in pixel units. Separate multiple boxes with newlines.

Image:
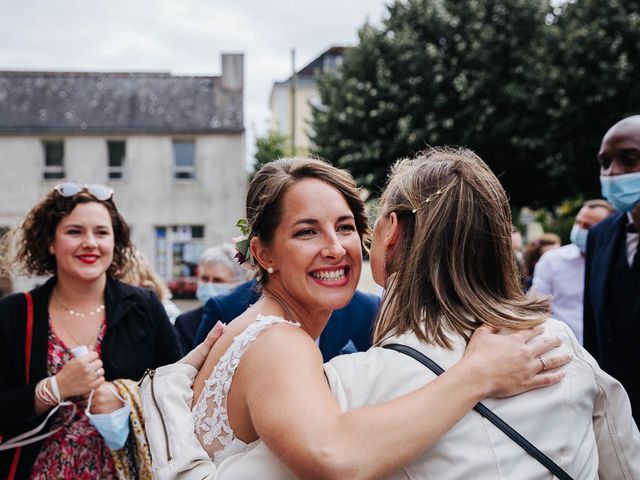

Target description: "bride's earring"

left=267, top=266, right=274, bottom=274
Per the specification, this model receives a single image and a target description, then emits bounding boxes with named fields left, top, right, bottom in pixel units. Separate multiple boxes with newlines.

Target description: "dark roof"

left=297, top=46, right=346, bottom=77
left=0, top=71, right=243, bottom=134
left=274, top=46, right=348, bottom=86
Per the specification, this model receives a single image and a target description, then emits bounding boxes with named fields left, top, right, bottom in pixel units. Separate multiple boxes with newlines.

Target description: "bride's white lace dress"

left=192, top=314, right=299, bottom=466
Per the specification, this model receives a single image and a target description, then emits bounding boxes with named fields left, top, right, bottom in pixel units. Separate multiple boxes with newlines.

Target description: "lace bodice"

left=192, top=314, right=299, bottom=465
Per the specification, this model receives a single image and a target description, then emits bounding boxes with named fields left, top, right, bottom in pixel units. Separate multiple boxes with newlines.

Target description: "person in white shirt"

left=530, top=200, right=613, bottom=343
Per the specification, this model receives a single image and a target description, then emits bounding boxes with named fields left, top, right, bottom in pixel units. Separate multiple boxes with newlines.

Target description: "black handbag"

left=383, top=343, right=574, bottom=480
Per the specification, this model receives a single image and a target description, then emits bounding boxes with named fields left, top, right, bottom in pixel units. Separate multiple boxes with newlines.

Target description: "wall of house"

left=0, top=132, right=245, bottom=285
left=269, top=79, right=317, bottom=152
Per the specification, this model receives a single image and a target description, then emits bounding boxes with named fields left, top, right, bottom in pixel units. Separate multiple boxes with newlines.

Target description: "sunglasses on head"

left=54, top=183, right=114, bottom=201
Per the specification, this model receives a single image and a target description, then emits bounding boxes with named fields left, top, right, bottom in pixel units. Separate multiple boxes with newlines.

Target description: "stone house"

left=0, top=53, right=245, bottom=289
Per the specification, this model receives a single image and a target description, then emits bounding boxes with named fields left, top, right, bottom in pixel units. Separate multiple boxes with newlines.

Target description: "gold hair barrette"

left=412, top=188, right=443, bottom=213
left=411, top=180, right=456, bottom=213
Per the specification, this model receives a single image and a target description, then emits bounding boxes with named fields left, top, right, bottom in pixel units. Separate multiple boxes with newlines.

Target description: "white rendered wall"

left=269, top=81, right=317, bottom=152
left=0, top=133, right=245, bottom=285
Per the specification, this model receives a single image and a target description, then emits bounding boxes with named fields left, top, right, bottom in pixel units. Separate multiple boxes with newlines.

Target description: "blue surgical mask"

left=196, top=282, right=232, bottom=304
left=85, top=388, right=130, bottom=450
left=570, top=224, right=589, bottom=254
left=600, top=172, right=640, bottom=212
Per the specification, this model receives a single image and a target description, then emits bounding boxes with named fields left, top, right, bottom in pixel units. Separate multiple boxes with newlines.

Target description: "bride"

left=144, top=156, right=571, bottom=479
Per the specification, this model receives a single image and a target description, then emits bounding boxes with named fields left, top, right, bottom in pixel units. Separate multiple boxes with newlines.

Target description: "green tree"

left=312, top=0, right=640, bottom=207
left=254, top=131, right=289, bottom=173
left=545, top=0, right=640, bottom=200
left=312, top=0, right=555, bottom=206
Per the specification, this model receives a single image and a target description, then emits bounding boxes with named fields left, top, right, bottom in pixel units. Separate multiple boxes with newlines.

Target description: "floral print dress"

left=30, top=319, right=118, bottom=479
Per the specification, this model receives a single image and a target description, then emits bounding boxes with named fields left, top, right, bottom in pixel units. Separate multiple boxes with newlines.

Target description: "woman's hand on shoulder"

left=463, top=325, right=572, bottom=398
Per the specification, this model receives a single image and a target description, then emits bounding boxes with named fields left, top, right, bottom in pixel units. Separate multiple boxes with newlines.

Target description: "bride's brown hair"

left=374, top=147, right=549, bottom=348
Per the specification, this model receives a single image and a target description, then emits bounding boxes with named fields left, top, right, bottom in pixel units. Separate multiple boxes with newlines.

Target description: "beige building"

left=269, top=46, right=345, bottom=152
left=0, top=54, right=245, bottom=289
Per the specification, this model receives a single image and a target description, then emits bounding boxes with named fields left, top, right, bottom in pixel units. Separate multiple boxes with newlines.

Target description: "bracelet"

left=35, top=377, right=61, bottom=407
left=35, top=379, right=57, bottom=406
left=50, top=375, right=62, bottom=403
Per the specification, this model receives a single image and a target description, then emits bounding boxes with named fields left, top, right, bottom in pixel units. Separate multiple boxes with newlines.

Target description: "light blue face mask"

left=85, top=386, right=131, bottom=450
left=196, top=282, right=232, bottom=304
left=600, top=171, right=640, bottom=212
left=570, top=224, right=589, bottom=254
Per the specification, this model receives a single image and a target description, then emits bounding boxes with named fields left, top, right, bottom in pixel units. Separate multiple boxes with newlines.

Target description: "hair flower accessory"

left=233, top=218, right=256, bottom=266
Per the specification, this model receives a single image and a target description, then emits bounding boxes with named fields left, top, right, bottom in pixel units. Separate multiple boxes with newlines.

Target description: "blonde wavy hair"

left=373, top=147, right=550, bottom=348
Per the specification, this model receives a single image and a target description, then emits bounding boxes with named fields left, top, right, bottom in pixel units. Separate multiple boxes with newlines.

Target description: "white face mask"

left=570, top=224, right=589, bottom=254
left=196, top=282, right=232, bottom=304
left=85, top=384, right=130, bottom=450
left=600, top=171, right=640, bottom=212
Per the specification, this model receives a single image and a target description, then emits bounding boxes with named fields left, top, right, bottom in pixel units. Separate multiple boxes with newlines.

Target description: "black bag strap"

left=383, top=343, right=573, bottom=480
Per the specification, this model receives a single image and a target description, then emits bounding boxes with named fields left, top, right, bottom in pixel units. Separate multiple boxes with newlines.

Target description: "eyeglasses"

left=54, top=183, right=114, bottom=201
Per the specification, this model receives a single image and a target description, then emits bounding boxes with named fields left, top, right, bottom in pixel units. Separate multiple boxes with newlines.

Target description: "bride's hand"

left=463, top=325, right=572, bottom=398
left=179, top=321, right=225, bottom=369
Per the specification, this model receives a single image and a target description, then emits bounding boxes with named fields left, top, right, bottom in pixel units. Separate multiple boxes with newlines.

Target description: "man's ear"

left=250, top=236, right=274, bottom=272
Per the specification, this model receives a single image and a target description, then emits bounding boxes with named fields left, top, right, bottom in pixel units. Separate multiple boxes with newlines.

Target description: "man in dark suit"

left=584, top=115, right=640, bottom=427
left=194, top=279, right=380, bottom=362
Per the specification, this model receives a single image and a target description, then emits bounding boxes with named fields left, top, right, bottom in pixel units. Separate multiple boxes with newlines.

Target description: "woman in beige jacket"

left=322, top=148, right=640, bottom=479
left=142, top=152, right=636, bottom=479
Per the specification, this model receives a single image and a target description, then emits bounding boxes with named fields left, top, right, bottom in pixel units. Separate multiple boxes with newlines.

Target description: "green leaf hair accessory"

left=233, top=218, right=256, bottom=266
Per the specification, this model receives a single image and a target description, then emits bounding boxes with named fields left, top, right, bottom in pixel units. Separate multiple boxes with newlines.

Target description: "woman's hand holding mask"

left=89, top=382, right=124, bottom=414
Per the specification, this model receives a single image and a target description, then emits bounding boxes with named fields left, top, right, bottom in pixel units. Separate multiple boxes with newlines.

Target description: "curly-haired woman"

left=0, top=183, right=181, bottom=479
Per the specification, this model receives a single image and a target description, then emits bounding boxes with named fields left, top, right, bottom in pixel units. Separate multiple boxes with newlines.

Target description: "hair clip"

left=412, top=188, right=444, bottom=213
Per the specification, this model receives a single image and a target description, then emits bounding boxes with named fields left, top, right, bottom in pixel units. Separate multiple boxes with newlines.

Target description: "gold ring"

left=538, top=356, right=547, bottom=372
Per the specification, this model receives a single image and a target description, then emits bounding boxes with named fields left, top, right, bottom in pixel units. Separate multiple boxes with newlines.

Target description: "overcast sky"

left=0, top=0, right=388, bottom=166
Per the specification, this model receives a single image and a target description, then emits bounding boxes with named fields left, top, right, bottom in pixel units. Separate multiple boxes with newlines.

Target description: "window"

left=155, top=224, right=205, bottom=289
left=43, top=141, right=64, bottom=180
left=108, top=141, right=126, bottom=180
left=323, top=54, right=343, bottom=73
left=173, top=140, right=195, bottom=179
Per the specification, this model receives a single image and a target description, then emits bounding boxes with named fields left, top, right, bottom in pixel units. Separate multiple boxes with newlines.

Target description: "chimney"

left=221, top=53, right=243, bottom=92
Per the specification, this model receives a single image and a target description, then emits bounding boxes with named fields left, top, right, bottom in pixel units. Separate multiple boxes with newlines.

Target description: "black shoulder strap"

left=383, top=343, right=573, bottom=480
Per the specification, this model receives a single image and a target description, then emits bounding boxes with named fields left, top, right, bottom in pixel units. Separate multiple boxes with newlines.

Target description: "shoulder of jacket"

left=0, top=291, right=26, bottom=313
left=349, top=290, right=381, bottom=309
left=591, top=212, right=624, bottom=236
left=107, top=277, right=157, bottom=304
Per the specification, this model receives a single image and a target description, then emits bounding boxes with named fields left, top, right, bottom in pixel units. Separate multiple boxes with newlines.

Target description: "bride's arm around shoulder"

left=239, top=323, right=507, bottom=480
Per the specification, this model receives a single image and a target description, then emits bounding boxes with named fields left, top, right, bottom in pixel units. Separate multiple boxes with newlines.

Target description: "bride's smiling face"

left=260, top=178, right=363, bottom=314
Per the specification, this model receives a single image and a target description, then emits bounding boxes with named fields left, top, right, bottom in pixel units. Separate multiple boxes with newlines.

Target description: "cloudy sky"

left=0, top=0, right=388, bottom=165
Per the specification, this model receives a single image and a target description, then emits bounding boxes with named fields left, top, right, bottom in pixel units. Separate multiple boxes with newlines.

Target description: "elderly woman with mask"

left=174, top=244, right=250, bottom=353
